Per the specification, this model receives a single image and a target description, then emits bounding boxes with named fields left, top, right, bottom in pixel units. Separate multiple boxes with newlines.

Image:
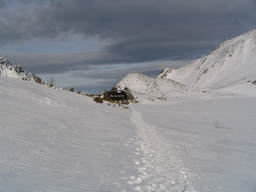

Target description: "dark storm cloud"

left=5, top=52, right=108, bottom=74
left=1, top=0, right=256, bottom=73
left=0, top=0, right=6, bottom=7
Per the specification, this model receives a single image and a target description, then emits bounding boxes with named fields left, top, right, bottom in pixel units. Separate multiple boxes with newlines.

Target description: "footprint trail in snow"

left=129, top=109, right=196, bottom=192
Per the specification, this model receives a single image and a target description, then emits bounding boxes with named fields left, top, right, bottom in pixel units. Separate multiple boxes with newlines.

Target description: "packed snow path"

left=129, top=109, right=196, bottom=192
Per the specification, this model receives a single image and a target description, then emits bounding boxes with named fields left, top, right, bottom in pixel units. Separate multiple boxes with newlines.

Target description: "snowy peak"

left=117, top=29, right=256, bottom=101
left=157, top=68, right=172, bottom=79
left=116, top=72, right=186, bottom=102
left=117, top=73, right=156, bottom=92
left=0, top=57, right=43, bottom=84
left=161, top=29, right=256, bottom=88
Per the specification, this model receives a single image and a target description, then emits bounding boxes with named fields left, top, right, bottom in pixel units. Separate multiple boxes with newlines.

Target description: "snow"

left=117, top=73, right=187, bottom=103
left=132, top=96, right=256, bottom=192
left=162, top=29, right=256, bottom=89
left=0, top=77, right=137, bottom=192
left=117, top=29, right=256, bottom=103
left=1, top=29, right=256, bottom=191
left=1, top=76, right=256, bottom=192
left=0, top=57, right=42, bottom=83
left=130, top=109, right=196, bottom=192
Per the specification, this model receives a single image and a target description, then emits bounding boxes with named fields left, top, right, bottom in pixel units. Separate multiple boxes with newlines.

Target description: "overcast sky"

left=0, top=0, right=256, bottom=92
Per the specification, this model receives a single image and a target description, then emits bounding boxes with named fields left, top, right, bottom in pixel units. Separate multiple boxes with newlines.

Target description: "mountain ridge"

left=117, top=29, right=256, bottom=100
left=0, top=57, right=43, bottom=84
left=160, top=29, right=256, bottom=88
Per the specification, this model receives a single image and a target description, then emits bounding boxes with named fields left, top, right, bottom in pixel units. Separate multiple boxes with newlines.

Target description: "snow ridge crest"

left=158, top=28, right=256, bottom=88
left=116, top=29, right=256, bottom=101
left=0, top=57, right=43, bottom=84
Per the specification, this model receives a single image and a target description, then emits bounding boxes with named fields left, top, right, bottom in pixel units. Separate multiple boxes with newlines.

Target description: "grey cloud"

left=5, top=51, right=114, bottom=74
left=6, top=51, right=187, bottom=77
left=1, top=0, right=256, bottom=71
left=39, top=59, right=188, bottom=93
left=71, top=60, right=188, bottom=81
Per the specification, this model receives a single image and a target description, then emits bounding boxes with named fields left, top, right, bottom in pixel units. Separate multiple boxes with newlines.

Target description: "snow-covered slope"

left=117, top=72, right=187, bottom=102
left=1, top=76, right=256, bottom=192
left=117, top=73, right=157, bottom=93
left=161, top=29, right=256, bottom=88
left=134, top=97, right=256, bottom=192
left=117, top=29, right=256, bottom=101
left=0, top=77, right=135, bottom=192
left=0, top=77, right=199, bottom=192
left=0, top=57, right=43, bottom=84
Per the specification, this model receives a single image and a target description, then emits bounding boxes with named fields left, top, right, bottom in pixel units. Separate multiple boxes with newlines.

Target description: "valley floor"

left=131, top=97, right=256, bottom=192
left=0, top=77, right=256, bottom=192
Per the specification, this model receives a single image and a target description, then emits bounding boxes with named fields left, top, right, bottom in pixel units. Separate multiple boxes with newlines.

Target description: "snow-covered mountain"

left=117, top=72, right=187, bottom=101
left=162, top=29, right=256, bottom=88
left=117, top=29, right=256, bottom=99
left=0, top=57, right=43, bottom=84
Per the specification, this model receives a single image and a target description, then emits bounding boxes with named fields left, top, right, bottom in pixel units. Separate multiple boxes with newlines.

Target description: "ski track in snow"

left=129, top=109, right=196, bottom=192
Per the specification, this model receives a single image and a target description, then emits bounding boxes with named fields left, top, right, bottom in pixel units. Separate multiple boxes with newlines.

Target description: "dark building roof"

left=104, top=89, right=128, bottom=100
